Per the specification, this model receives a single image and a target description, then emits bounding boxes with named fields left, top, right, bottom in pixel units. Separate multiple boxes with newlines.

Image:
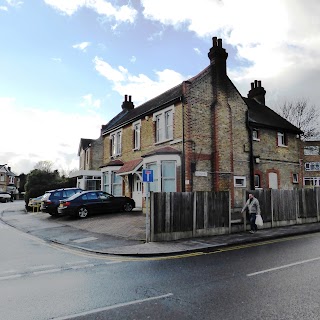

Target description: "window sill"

left=155, top=138, right=173, bottom=145
left=133, top=148, right=140, bottom=152
left=253, top=138, right=260, bottom=142
left=277, top=144, right=288, bottom=148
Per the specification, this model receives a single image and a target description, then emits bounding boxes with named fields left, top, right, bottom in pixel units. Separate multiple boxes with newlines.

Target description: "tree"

left=34, top=160, right=54, bottom=172
left=277, top=99, right=320, bottom=140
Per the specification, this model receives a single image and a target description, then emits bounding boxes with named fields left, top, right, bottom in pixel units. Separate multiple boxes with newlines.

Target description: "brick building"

left=99, top=37, right=302, bottom=209
left=71, top=137, right=103, bottom=190
left=0, top=164, right=20, bottom=197
left=302, top=140, right=320, bottom=187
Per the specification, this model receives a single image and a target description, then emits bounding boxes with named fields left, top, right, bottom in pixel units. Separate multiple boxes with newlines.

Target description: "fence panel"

left=208, top=191, right=229, bottom=228
left=298, top=189, right=318, bottom=218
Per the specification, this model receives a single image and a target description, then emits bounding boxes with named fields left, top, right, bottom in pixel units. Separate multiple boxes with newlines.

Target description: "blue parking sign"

left=142, top=169, right=154, bottom=182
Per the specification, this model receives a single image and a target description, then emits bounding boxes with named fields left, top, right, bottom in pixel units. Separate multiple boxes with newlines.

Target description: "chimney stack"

left=208, top=37, right=228, bottom=74
left=121, top=94, right=134, bottom=110
left=247, top=80, right=266, bottom=105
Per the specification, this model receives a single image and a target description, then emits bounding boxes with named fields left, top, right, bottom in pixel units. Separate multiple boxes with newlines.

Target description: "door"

left=132, top=174, right=142, bottom=208
left=268, top=172, right=278, bottom=189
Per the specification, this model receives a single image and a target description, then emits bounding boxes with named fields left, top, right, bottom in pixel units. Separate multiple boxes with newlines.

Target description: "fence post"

left=193, top=192, right=197, bottom=236
left=150, top=192, right=154, bottom=242
left=204, top=192, right=208, bottom=230
left=229, top=191, right=232, bottom=234
left=165, top=193, right=171, bottom=233
left=316, top=188, right=320, bottom=222
left=271, top=189, right=274, bottom=228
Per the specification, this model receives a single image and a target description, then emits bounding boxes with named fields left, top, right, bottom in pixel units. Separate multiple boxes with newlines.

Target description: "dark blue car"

left=57, top=190, right=135, bottom=218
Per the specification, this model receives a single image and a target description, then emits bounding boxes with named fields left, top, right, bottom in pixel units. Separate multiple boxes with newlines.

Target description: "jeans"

left=249, top=213, right=257, bottom=231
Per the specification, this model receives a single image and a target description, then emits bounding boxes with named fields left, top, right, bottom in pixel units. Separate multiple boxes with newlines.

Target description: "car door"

left=84, top=191, right=103, bottom=214
left=98, top=191, right=116, bottom=213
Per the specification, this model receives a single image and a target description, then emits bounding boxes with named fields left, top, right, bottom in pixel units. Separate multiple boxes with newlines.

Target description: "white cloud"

left=193, top=48, right=201, bottom=55
left=72, top=41, right=91, bottom=52
left=141, top=0, right=320, bottom=108
left=80, top=94, right=101, bottom=109
left=130, top=56, right=136, bottom=63
left=0, top=6, right=8, bottom=11
left=51, top=57, right=62, bottom=62
left=44, top=0, right=137, bottom=24
left=93, top=57, right=186, bottom=104
left=0, top=97, right=104, bottom=175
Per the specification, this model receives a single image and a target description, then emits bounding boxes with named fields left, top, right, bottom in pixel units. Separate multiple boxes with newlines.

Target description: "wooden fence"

left=150, top=191, right=230, bottom=241
left=149, top=188, right=320, bottom=242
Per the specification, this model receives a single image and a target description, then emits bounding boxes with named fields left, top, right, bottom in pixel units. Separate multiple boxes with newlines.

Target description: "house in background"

left=0, top=164, right=20, bottom=198
left=99, top=37, right=302, bottom=210
left=302, top=140, right=320, bottom=187
left=70, top=137, right=103, bottom=190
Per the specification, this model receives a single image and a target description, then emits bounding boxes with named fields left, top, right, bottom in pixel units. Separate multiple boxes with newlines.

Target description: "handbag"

left=255, top=214, right=263, bottom=227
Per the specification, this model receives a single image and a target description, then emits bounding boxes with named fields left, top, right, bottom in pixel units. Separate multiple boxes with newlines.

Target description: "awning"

left=116, top=158, right=142, bottom=175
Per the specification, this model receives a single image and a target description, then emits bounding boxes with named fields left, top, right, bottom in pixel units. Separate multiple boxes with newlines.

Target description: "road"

left=1, top=204, right=320, bottom=319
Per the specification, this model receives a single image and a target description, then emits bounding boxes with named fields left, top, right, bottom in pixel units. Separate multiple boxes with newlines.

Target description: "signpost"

left=142, top=169, right=153, bottom=242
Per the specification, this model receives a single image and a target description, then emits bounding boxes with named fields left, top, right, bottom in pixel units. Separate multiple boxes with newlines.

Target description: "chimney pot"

left=218, top=38, right=222, bottom=47
left=254, top=80, right=258, bottom=87
left=129, top=95, right=132, bottom=102
left=251, top=82, right=254, bottom=90
left=258, top=80, right=261, bottom=87
left=212, top=36, right=218, bottom=47
left=124, top=94, right=127, bottom=101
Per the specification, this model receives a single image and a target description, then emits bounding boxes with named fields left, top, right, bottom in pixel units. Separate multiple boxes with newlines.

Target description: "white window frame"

left=153, top=105, right=174, bottom=144
left=305, top=162, right=320, bottom=171
left=304, top=146, right=320, bottom=155
left=304, top=177, right=320, bottom=187
left=101, top=167, right=123, bottom=196
left=110, top=129, right=122, bottom=157
left=252, top=129, right=260, bottom=141
left=277, top=131, right=287, bottom=147
left=234, top=176, right=246, bottom=188
left=143, top=154, right=180, bottom=195
left=292, top=173, right=299, bottom=184
left=0, top=173, right=4, bottom=182
left=132, top=120, right=141, bottom=151
left=254, top=174, right=261, bottom=188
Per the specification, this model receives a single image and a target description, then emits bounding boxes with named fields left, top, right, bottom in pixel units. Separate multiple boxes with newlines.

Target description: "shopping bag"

left=255, top=214, right=263, bottom=227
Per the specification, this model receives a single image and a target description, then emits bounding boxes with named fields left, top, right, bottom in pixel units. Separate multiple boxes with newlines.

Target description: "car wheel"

left=78, top=207, right=89, bottom=218
left=123, top=202, right=133, bottom=212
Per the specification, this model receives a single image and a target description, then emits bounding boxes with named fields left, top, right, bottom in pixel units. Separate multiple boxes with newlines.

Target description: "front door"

left=132, top=174, right=142, bottom=208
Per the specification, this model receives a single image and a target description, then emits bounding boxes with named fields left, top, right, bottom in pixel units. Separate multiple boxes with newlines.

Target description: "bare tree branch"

left=277, top=99, right=320, bottom=140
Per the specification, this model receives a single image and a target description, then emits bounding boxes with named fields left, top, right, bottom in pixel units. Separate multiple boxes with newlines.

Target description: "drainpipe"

left=181, top=96, right=186, bottom=192
left=246, top=110, right=255, bottom=190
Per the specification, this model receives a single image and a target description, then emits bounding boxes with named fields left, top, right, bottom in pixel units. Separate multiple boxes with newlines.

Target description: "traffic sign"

left=142, top=169, right=154, bottom=182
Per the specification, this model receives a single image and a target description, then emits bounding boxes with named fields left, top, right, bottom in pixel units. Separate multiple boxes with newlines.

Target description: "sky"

left=1, top=0, right=320, bottom=175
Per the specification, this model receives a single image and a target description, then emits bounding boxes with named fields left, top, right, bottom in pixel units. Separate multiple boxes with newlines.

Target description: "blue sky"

left=1, top=0, right=320, bottom=175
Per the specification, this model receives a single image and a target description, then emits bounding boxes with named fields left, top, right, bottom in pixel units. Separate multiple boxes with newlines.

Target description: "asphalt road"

left=1, top=205, right=320, bottom=319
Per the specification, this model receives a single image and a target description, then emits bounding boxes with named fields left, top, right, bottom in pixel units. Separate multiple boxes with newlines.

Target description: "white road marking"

left=66, top=260, right=89, bottom=265
left=247, top=256, right=320, bottom=277
left=72, top=237, right=98, bottom=243
left=29, top=264, right=55, bottom=270
left=52, top=293, right=174, bottom=320
left=71, top=264, right=94, bottom=270
left=0, top=274, right=22, bottom=281
left=105, top=261, right=123, bottom=265
left=33, top=268, right=62, bottom=275
left=0, top=269, right=17, bottom=275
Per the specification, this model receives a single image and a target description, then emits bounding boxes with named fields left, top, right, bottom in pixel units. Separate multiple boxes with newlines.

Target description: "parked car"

left=41, top=187, right=83, bottom=215
left=58, top=190, right=135, bottom=218
left=27, top=195, right=45, bottom=211
left=0, top=192, right=12, bottom=203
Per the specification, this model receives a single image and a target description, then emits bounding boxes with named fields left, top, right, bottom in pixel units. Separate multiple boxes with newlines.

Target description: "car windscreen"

left=66, top=192, right=83, bottom=201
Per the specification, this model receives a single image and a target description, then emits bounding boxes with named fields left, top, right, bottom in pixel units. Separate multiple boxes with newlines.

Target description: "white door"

left=132, top=174, right=142, bottom=208
left=268, top=172, right=278, bottom=189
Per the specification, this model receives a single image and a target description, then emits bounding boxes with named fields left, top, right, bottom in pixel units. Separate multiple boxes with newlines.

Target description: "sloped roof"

left=244, top=98, right=302, bottom=134
left=117, top=158, right=142, bottom=175
left=100, top=159, right=124, bottom=168
left=101, top=84, right=183, bottom=134
left=142, top=146, right=181, bottom=158
left=78, top=138, right=94, bottom=156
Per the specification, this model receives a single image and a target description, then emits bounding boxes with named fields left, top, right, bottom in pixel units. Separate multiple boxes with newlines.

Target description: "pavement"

left=2, top=200, right=320, bottom=256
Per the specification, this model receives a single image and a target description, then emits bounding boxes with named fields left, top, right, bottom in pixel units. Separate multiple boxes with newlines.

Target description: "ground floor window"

left=102, top=169, right=123, bottom=195
left=304, top=177, right=320, bottom=186
left=146, top=160, right=176, bottom=192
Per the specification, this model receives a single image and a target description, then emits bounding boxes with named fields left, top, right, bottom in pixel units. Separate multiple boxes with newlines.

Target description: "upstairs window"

left=277, top=131, right=287, bottom=147
left=110, top=130, right=122, bottom=156
left=153, top=106, right=174, bottom=143
left=252, top=129, right=260, bottom=141
left=133, top=121, right=141, bottom=150
left=304, top=146, right=320, bottom=155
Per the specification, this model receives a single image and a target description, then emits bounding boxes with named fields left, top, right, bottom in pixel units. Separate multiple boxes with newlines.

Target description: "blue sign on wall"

left=142, top=169, right=154, bottom=182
